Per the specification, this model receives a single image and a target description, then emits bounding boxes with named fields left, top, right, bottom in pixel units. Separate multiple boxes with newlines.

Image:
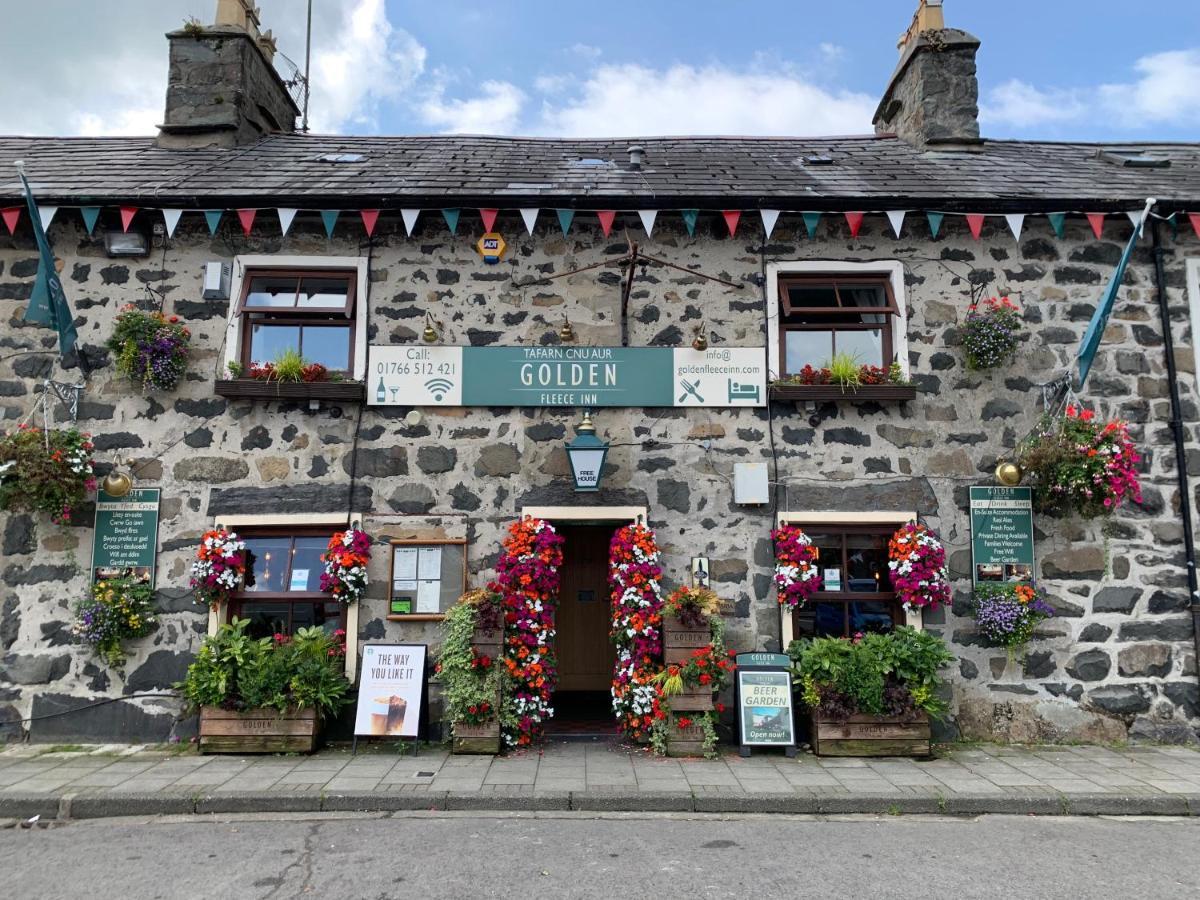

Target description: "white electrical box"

left=733, top=462, right=769, bottom=505
left=202, top=261, right=232, bottom=300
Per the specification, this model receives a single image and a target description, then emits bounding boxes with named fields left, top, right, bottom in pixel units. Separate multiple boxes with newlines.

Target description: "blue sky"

left=0, top=0, right=1198, bottom=141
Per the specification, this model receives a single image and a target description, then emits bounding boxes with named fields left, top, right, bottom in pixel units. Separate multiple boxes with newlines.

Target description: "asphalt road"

left=3, top=811, right=1198, bottom=899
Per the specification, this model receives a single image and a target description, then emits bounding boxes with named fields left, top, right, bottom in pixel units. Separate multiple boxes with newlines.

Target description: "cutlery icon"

left=678, top=378, right=705, bottom=403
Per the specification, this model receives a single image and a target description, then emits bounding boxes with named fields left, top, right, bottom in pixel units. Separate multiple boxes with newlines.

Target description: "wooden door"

left=555, top=525, right=616, bottom=691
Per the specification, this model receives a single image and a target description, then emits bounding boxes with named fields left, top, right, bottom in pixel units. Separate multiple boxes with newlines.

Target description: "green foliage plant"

left=438, top=590, right=506, bottom=730
left=826, top=351, right=864, bottom=392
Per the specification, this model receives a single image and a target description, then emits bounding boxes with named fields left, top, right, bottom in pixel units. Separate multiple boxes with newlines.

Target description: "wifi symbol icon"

left=424, top=378, right=453, bottom=401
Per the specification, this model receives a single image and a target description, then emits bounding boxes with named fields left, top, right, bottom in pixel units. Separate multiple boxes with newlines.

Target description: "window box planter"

left=769, top=383, right=917, bottom=403
left=214, top=379, right=366, bottom=402
left=662, top=615, right=713, bottom=664
left=810, top=711, right=931, bottom=758
left=199, top=705, right=320, bottom=754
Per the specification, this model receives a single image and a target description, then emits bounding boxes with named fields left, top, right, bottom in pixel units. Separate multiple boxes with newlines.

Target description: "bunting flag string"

left=638, top=209, right=657, bottom=237
left=519, top=208, right=539, bottom=235
left=556, top=209, right=574, bottom=236
left=1047, top=212, right=1066, bottom=238
left=441, top=208, right=460, bottom=235
left=926, top=211, right=943, bottom=238
left=119, top=206, right=137, bottom=233
left=361, top=209, right=380, bottom=237
left=681, top=209, right=699, bottom=237
left=1126, top=209, right=1145, bottom=233
left=277, top=207, right=297, bottom=236
left=886, top=210, right=906, bottom=238
left=401, top=209, right=419, bottom=237
left=596, top=210, right=615, bottom=238
left=479, top=208, right=498, bottom=232
left=204, top=210, right=223, bottom=235
left=722, top=210, right=740, bottom=238
left=1190, top=213, right=1200, bottom=240
left=1005, top=213, right=1024, bottom=241
left=2, top=206, right=20, bottom=235
left=965, top=213, right=985, bottom=240
left=802, top=211, right=821, bottom=238
left=39, top=206, right=58, bottom=231
left=236, top=208, right=256, bottom=236
left=844, top=211, right=864, bottom=238
left=1086, top=213, right=1105, bottom=239
left=161, top=209, right=182, bottom=239
left=320, top=210, right=339, bottom=238
left=760, top=209, right=779, bottom=240
left=81, top=206, right=101, bottom=236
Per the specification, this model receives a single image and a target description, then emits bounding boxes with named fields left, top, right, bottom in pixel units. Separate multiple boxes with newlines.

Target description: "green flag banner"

left=19, top=168, right=79, bottom=358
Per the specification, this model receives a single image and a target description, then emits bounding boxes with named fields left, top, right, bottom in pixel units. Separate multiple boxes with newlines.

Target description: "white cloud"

left=819, top=42, right=845, bottom=62
left=981, top=79, right=1086, bottom=127
left=420, top=80, right=526, bottom=134
left=568, top=43, right=603, bottom=60
left=534, top=63, right=876, bottom=136
left=1099, top=49, right=1200, bottom=126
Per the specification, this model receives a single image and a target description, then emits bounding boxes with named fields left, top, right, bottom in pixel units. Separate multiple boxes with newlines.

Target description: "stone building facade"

left=1, top=1, right=1199, bottom=745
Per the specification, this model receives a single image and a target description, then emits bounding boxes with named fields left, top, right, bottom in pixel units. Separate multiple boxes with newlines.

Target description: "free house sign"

left=369, top=345, right=767, bottom=408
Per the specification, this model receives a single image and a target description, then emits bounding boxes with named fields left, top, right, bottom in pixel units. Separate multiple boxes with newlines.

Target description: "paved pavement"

left=2, top=741, right=1200, bottom=819
left=5, top=812, right=1200, bottom=899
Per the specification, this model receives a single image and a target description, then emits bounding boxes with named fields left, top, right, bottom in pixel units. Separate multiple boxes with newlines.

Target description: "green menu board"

left=969, top=486, right=1035, bottom=585
left=90, top=488, right=161, bottom=586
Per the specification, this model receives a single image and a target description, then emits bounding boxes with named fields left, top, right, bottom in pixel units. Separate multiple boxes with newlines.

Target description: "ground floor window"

left=228, top=529, right=346, bottom=638
left=790, top=524, right=901, bottom=638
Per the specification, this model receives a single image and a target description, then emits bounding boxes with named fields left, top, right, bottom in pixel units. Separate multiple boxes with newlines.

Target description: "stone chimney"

left=156, top=0, right=300, bottom=149
left=872, top=1, right=982, bottom=148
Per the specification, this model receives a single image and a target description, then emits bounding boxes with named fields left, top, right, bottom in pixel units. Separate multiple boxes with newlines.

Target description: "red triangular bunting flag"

left=966, top=214, right=985, bottom=240
left=1086, top=212, right=1105, bottom=239
left=1, top=207, right=19, bottom=235
left=844, top=212, right=865, bottom=237
left=237, top=209, right=256, bottom=236
left=119, top=206, right=138, bottom=232
left=721, top=210, right=741, bottom=237
left=596, top=210, right=616, bottom=237
left=1190, top=213, right=1200, bottom=240
left=480, top=208, right=498, bottom=232
left=361, top=209, right=380, bottom=237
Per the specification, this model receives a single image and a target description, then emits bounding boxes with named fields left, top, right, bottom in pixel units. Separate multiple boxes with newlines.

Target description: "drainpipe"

left=1150, top=218, right=1200, bottom=667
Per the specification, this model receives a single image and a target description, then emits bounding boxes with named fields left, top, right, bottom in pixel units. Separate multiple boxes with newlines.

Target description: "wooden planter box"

left=669, top=684, right=715, bottom=712
left=811, top=712, right=931, bottom=757
left=199, top=706, right=320, bottom=754
left=665, top=713, right=708, bottom=758
left=214, top=379, right=366, bottom=403
left=471, top=627, right=503, bottom=653
left=663, top=616, right=713, bottom=664
left=453, top=719, right=501, bottom=755
left=770, top=384, right=917, bottom=403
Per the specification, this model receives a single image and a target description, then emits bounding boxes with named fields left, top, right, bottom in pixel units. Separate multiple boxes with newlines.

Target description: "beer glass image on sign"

left=366, top=695, right=407, bottom=735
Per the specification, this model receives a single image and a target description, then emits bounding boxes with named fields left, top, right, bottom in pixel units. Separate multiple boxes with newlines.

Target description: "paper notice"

left=417, top=546, right=442, bottom=579
left=289, top=568, right=310, bottom=591
left=393, top=547, right=418, bottom=581
left=416, top=580, right=440, bottom=613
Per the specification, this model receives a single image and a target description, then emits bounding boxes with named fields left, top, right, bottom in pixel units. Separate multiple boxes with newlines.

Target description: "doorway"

left=549, top=523, right=617, bottom=736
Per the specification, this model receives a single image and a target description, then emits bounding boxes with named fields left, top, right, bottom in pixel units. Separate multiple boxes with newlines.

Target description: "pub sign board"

left=369, top=345, right=767, bottom=408
left=735, top=652, right=797, bottom=755
left=969, top=486, right=1035, bottom=585
left=90, top=488, right=161, bottom=586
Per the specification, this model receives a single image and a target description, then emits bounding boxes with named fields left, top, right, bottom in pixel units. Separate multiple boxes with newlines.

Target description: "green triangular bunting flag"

left=556, top=209, right=574, bottom=236
left=681, top=209, right=699, bottom=236
left=441, top=209, right=460, bottom=234
left=801, top=212, right=822, bottom=238
left=1047, top=212, right=1066, bottom=239
left=204, top=210, right=222, bottom=235
left=926, top=211, right=944, bottom=239
left=320, top=210, right=339, bottom=238
left=80, top=206, right=101, bottom=236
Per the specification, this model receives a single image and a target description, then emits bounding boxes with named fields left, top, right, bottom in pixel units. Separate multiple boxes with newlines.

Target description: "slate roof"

left=0, top=133, right=1197, bottom=211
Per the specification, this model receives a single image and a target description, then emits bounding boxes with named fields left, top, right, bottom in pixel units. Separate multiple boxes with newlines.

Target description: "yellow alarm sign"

left=477, top=232, right=506, bottom=264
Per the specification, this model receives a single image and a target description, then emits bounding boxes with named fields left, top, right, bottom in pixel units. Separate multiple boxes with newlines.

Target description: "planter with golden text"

left=810, top=711, right=931, bottom=758
left=665, top=713, right=707, bottom=758
left=199, top=706, right=319, bottom=754
left=452, top=718, right=501, bottom=754
left=663, top=616, right=712, bottom=664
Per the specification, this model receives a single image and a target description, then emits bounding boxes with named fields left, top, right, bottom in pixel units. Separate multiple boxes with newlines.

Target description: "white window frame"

left=765, top=260, right=910, bottom=381
left=776, top=509, right=922, bottom=646
left=223, top=255, right=370, bottom=382
left=209, top=512, right=364, bottom=681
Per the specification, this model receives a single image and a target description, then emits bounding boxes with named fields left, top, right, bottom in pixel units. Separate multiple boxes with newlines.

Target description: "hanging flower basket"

left=489, top=518, right=564, bottom=748
left=962, top=295, right=1023, bottom=370
left=320, top=527, right=371, bottom=604
left=771, top=525, right=823, bottom=610
left=608, top=523, right=665, bottom=742
left=887, top=523, right=950, bottom=612
left=107, top=305, right=191, bottom=392
left=189, top=529, right=248, bottom=608
left=73, top=575, right=157, bottom=668
left=1016, top=405, right=1142, bottom=518
left=0, top=424, right=95, bottom=524
left=972, top=581, right=1055, bottom=654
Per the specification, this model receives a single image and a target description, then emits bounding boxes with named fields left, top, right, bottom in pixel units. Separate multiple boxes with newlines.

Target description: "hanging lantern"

left=994, top=460, right=1023, bottom=487
left=564, top=411, right=609, bottom=492
left=101, top=461, right=134, bottom=498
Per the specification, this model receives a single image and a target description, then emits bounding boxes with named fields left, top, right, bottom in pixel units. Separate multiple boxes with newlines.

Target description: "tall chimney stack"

left=156, top=0, right=300, bottom=149
left=872, top=1, right=982, bottom=148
